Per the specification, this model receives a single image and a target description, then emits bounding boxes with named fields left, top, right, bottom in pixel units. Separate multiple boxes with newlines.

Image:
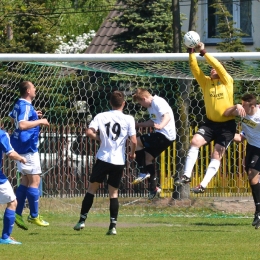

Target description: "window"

left=205, top=0, right=252, bottom=44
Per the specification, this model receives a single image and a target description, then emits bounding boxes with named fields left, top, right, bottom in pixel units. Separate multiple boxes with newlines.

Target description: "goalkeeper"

left=174, top=42, right=236, bottom=193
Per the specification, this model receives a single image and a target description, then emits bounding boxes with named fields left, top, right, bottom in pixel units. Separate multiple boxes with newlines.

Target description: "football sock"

left=183, top=146, right=199, bottom=178
left=146, top=164, right=156, bottom=191
left=200, top=159, right=220, bottom=188
left=109, top=198, right=119, bottom=229
left=27, top=187, right=40, bottom=218
left=79, top=192, right=94, bottom=222
left=2, top=208, right=15, bottom=239
left=251, top=183, right=260, bottom=212
left=15, top=184, right=28, bottom=216
left=135, top=149, right=146, bottom=173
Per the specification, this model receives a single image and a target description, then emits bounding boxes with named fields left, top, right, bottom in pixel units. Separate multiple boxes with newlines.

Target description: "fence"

left=4, top=124, right=249, bottom=198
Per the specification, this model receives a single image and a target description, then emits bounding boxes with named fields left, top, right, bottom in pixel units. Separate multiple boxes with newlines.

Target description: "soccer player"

left=73, top=91, right=137, bottom=235
left=174, top=42, right=236, bottom=193
left=132, top=88, right=176, bottom=200
left=223, top=94, right=260, bottom=229
left=9, top=81, right=50, bottom=230
left=0, top=130, right=26, bottom=245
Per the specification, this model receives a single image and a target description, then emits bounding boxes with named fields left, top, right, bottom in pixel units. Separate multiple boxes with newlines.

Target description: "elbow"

left=19, top=126, right=26, bottom=131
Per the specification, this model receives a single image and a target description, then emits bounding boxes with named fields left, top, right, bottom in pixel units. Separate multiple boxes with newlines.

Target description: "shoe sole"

left=106, top=229, right=117, bottom=235
left=28, top=220, right=49, bottom=227
left=132, top=175, right=150, bottom=185
left=190, top=189, right=205, bottom=194
left=74, top=226, right=85, bottom=231
left=15, top=221, right=28, bottom=231
left=174, top=181, right=191, bottom=186
left=148, top=190, right=162, bottom=201
left=255, top=224, right=260, bottom=229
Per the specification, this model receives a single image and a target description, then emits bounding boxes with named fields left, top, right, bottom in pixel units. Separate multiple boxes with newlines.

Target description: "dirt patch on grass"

left=146, top=196, right=255, bottom=214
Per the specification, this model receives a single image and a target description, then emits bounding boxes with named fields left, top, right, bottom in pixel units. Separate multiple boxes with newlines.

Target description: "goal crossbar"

left=0, top=53, right=259, bottom=62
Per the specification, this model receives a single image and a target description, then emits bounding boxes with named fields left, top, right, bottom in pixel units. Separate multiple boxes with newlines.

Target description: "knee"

left=145, top=152, right=154, bottom=165
left=7, top=199, right=17, bottom=211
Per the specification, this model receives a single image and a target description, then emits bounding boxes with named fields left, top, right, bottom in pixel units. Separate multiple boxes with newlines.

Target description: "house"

left=86, top=0, right=259, bottom=53
left=181, top=0, right=259, bottom=52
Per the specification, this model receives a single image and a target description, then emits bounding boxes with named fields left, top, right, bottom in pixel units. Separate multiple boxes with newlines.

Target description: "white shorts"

left=0, top=181, right=16, bottom=204
left=17, top=152, right=42, bottom=175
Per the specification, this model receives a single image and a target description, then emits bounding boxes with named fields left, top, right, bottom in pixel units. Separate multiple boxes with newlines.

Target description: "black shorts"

left=140, top=132, right=174, bottom=158
left=196, top=119, right=236, bottom=148
left=89, top=159, right=125, bottom=189
left=245, top=143, right=260, bottom=173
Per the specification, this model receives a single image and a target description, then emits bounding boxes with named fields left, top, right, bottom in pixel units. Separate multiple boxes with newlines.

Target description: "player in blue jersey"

left=9, top=81, right=50, bottom=230
left=0, top=130, right=27, bottom=244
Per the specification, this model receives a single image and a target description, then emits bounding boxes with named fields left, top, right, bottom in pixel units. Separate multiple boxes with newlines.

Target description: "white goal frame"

left=0, top=52, right=259, bottom=62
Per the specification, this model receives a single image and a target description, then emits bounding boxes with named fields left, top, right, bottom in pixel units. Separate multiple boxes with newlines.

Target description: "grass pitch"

left=0, top=197, right=258, bottom=260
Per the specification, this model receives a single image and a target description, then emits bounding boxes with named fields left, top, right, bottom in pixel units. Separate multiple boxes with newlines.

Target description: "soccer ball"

left=183, top=31, right=200, bottom=48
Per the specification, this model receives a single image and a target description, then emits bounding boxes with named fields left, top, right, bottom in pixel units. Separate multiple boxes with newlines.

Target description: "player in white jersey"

left=74, top=91, right=137, bottom=235
left=9, top=81, right=50, bottom=230
left=0, top=130, right=26, bottom=245
left=132, top=88, right=176, bottom=200
left=224, top=93, right=260, bottom=229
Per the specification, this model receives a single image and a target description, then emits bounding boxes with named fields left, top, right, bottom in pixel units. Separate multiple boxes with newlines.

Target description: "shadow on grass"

left=192, top=222, right=248, bottom=226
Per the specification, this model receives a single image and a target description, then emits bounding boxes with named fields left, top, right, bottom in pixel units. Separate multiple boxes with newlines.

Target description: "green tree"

left=44, top=0, right=117, bottom=35
left=0, top=1, right=60, bottom=53
left=211, top=0, right=247, bottom=52
left=112, top=0, right=173, bottom=53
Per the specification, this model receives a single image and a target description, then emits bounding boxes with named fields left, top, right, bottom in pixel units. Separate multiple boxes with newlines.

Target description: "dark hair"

left=241, top=93, right=257, bottom=106
left=19, top=81, right=32, bottom=96
left=110, top=91, right=125, bottom=108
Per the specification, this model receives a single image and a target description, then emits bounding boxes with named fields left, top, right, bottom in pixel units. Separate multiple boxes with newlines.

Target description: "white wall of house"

left=180, top=0, right=260, bottom=52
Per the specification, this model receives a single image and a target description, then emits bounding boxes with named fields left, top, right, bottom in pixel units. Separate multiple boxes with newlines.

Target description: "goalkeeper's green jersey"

left=189, top=53, right=235, bottom=123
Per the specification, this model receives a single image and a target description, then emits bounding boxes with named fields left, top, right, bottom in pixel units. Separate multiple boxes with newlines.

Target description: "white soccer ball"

left=183, top=31, right=200, bottom=48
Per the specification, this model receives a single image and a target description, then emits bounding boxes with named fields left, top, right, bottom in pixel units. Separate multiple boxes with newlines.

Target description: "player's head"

left=19, top=81, right=36, bottom=100
left=210, top=62, right=226, bottom=79
left=241, top=93, right=257, bottom=114
left=110, top=90, right=125, bottom=109
left=132, top=88, right=152, bottom=108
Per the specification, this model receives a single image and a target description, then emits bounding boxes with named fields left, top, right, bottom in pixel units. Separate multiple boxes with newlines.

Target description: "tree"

left=0, top=0, right=114, bottom=53
left=172, top=0, right=181, bottom=53
left=112, top=0, right=173, bottom=53
left=0, top=1, right=60, bottom=53
left=44, top=0, right=117, bottom=35
left=211, top=0, right=247, bottom=52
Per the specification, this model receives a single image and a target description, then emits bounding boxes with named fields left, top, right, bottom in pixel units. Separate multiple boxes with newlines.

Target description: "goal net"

left=0, top=53, right=259, bottom=214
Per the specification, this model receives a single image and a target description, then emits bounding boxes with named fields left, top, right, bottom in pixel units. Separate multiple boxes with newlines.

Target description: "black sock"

left=251, top=183, right=260, bottom=213
left=79, top=192, right=94, bottom=222
left=146, top=164, right=157, bottom=191
left=135, top=150, right=146, bottom=173
left=109, top=198, right=119, bottom=229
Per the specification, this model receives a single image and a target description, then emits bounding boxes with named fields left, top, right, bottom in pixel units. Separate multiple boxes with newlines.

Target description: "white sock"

left=183, top=146, right=199, bottom=178
left=200, top=159, right=221, bottom=188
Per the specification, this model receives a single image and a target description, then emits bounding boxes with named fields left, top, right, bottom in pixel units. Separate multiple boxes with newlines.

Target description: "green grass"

left=0, top=213, right=260, bottom=260
left=0, top=202, right=258, bottom=260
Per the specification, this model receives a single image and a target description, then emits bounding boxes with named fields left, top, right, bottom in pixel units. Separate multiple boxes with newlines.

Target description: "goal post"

left=0, top=52, right=259, bottom=204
